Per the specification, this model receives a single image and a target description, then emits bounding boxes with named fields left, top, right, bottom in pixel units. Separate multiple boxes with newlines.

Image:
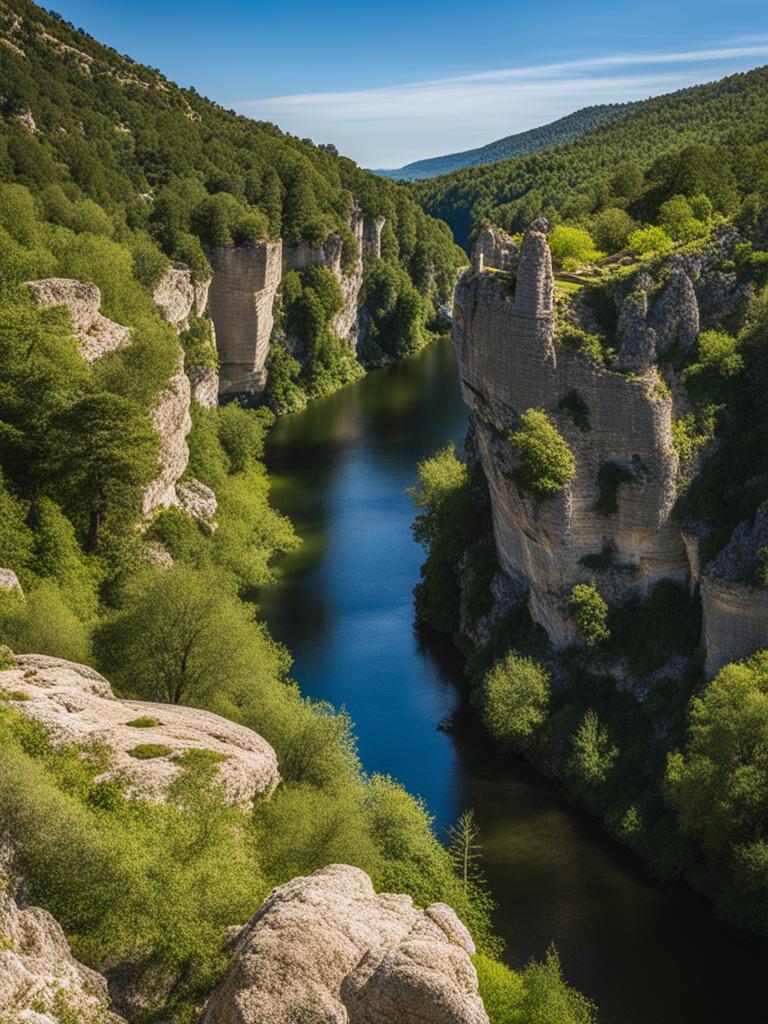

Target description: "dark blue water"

left=262, top=339, right=768, bottom=1024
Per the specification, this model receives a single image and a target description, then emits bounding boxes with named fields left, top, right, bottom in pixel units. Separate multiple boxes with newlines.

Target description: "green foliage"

left=657, top=194, right=711, bottom=242
left=179, top=316, right=218, bottom=371
left=605, top=580, right=700, bottom=678
left=447, top=809, right=483, bottom=897
left=627, top=225, right=675, bottom=256
left=473, top=954, right=524, bottom=1023
left=568, top=584, right=610, bottom=647
left=263, top=341, right=308, bottom=415
left=0, top=582, right=91, bottom=663
left=549, top=224, right=600, bottom=269
left=94, top=564, right=290, bottom=705
left=568, top=710, right=618, bottom=788
left=125, top=717, right=160, bottom=729
left=480, top=653, right=551, bottom=753
left=508, top=409, right=576, bottom=499
left=128, top=743, right=172, bottom=760
left=591, top=206, right=635, bottom=252
left=0, top=645, right=15, bottom=671
left=359, top=260, right=429, bottom=364
left=409, top=444, right=481, bottom=634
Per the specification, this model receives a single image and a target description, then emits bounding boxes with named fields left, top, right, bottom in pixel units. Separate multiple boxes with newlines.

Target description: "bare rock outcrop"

left=471, top=224, right=517, bottom=273
left=176, top=478, right=217, bottom=525
left=152, top=265, right=210, bottom=333
left=0, top=863, right=124, bottom=1023
left=199, top=864, right=488, bottom=1024
left=0, top=655, right=279, bottom=806
left=26, top=278, right=131, bottom=363
left=454, top=223, right=686, bottom=646
left=699, top=509, right=768, bottom=675
left=141, top=357, right=192, bottom=517
left=207, top=242, right=283, bottom=397
left=0, top=568, right=23, bottom=597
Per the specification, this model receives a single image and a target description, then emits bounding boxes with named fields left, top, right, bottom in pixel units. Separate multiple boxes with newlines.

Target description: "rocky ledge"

left=0, top=655, right=279, bottom=806
left=0, top=861, right=124, bottom=1024
left=200, top=863, right=488, bottom=1024
left=26, top=278, right=131, bottom=363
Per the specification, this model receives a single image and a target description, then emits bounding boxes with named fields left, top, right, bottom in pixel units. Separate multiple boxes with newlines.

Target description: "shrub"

left=473, top=953, right=524, bottom=1023
left=125, top=717, right=160, bottom=729
left=0, top=582, right=91, bottom=663
left=568, top=710, right=618, bottom=787
left=568, top=583, right=610, bottom=646
left=0, top=645, right=15, bottom=671
left=591, top=207, right=634, bottom=253
left=627, top=225, right=674, bottom=256
left=548, top=224, right=600, bottom=270
left=479, top=652, right=551, bottom=752
left=509, top=409, right=576, bottom=498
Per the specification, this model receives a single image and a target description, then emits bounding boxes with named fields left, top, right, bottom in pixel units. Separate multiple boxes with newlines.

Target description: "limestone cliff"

left=284, top=202, right=385, bottom=348
left=199, top=863, right=487, bottom=1024
left=454, top=221, right=685, bottom=646
left=453, top=221, right=768, bottom=672
left=152, top=264, right=219, bottom=408
left=206, top=242, right=283, bottom=397
left=0, top=654, right=279, bottom=805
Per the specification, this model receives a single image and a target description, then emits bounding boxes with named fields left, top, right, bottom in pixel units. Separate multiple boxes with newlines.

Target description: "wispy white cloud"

left=237, top=41, right=768, bottom=168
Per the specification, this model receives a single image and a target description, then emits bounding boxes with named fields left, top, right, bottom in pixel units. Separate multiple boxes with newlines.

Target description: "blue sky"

left=51, top=0, right=768, bottom=167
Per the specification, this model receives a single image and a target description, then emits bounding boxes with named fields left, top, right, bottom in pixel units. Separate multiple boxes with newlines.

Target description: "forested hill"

left=373, top=103, right=637, bottom=182
left=413, top=66, right=768, bottom=248
left=0, top=0, right=463, bottom=296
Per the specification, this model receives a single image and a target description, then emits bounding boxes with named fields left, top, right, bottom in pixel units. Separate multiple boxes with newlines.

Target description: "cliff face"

left=454, top=223, right=686, bottom=646
left=454, top=222, right=768, bottom=670
left=284, top=203, right=385, bottom=347
left=206, top=242, right=283, bottom=397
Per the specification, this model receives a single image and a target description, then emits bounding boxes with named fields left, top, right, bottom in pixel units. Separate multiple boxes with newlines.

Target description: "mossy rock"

left=128, top=743, right=173, bottom=760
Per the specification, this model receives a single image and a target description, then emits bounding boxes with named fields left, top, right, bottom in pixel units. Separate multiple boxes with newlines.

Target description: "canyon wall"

left=454, top=222, right=768, bottom=669
left=206, top=241, right=283, bottom=397
left=454, top=221, right=686, bottom=645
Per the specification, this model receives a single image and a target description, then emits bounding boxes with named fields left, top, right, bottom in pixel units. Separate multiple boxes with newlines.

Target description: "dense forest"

left=413, top=66, right=768, bottom=248
left=375, top=102, right=637, bottom=181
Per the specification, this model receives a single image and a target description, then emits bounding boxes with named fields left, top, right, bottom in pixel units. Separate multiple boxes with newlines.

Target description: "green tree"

left=591, top=207, right=634, bottom=252
left=568, top=583, right=610, bottom=646
left=568, top=710, right=618, bottom=787
left=509, top=409, right=576, bottom=499
left=545, top=224, right=600, bottom=269
left=480, top=652, right=551, bottom=752
left=94, top=564, right=289, bottom=705
left=53, top=393, right=159, bottom=552
left=447, top=809, right=482, bottom=898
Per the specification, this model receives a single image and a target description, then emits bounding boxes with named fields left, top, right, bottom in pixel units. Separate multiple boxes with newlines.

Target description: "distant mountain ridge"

left=373, top=103, right=639, bottom=181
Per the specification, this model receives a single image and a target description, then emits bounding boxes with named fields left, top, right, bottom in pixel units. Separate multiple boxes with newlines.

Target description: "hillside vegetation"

left=374, top=103, right=636, bottom=181
left=413, top=66, right=768, bottom=247
left=0, top=0, right=465, bottom=398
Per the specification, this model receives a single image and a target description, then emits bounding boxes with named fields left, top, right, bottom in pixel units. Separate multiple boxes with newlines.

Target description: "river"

left=261, top=339, right=767, bottom=1024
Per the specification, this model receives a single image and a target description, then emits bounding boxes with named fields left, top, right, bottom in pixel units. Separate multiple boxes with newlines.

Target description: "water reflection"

left=261, top=340, right=768, bottom=1024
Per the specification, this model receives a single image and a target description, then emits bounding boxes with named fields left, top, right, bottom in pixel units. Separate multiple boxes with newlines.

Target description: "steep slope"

left=373, top=103, right=636, bottom=181
left=413, top=66, right=768, bottom=248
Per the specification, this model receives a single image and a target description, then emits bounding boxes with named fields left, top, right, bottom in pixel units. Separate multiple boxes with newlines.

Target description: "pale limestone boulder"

left=0, top=568, right=23, bottom=597
left=199, top=864, right=488, bottom=1024
left=189, top=365, right=220, bottom=408
left=26, top=278, right=131, bottom=363
left=0, top=868, right=123, bottom=1023
left=0, top=655, right=279, bottom=806
left=142, top=357, right=192, bottom=517
left=176, top=478, right=217, bottom=525
left=152, top=265, right=196, bottom=331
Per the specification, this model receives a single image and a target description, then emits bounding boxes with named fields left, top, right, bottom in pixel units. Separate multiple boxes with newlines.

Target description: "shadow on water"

left=261, top=339, right=768, bottom=1024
